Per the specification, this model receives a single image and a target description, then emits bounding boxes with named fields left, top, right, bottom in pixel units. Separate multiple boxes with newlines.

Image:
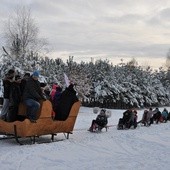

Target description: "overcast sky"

left=1, top=0, right=170, bottom=68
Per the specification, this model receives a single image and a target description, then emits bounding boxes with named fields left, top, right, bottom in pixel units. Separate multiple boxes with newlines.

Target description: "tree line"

left=1, top=53, right=170, bottom=109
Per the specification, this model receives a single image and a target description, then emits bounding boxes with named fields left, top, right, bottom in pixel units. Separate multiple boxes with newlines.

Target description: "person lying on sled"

left=88, top=109, right=108, bottom=132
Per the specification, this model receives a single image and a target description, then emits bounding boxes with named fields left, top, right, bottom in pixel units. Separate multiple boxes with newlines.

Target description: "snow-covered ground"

left=0, top=107, right=170, bottom=170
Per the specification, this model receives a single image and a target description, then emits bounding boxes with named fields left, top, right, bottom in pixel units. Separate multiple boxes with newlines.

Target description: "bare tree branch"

left=3, top=5, right=48, bottom=58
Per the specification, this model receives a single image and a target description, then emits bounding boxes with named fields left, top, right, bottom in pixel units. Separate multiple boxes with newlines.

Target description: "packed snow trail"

left=0, top=107, right=170, bottom=170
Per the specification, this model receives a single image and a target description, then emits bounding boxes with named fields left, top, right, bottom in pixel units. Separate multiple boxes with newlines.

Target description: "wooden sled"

left=0, top=100, right=81, bottom=145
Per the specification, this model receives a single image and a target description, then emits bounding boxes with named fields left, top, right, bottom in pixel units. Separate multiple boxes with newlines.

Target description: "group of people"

left=1, top=68, right=169, bottom=131
left=117, top=109, right=138, bottom=130
left=0, top=69, right=46, bottom=122
left=116, top=107, right=170, bottom=130
left=0, top=69, right=78, bottom=123
left=88, top=105, right=170, bottom=132
left=140, top=107, right=169, bottom=126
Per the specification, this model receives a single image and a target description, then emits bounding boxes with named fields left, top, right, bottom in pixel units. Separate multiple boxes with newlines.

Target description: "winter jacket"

left=162, top=110, right=168, bottom=119
left=9, top=81, right=21, bottom=106
left=50, top=84, right=58, bottom=101
left=3, top=78, right=11, bottom=99
left=22, top=77, right=45, bottom=101
left=122, top=110, right=132, bottom=124
left=52, top=89, right=62, bottom=110
left=153, top=109, right=162, bottom=121
left=95, top=114, right=108, bottom=127
left=54, top=84, right=78, bottom=121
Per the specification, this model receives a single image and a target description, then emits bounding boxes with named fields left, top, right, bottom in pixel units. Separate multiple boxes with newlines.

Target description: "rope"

left=73, top=124, right=117, bottom=132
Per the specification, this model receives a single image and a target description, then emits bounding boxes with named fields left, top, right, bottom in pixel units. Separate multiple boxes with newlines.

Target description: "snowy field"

left=0, top=106, right=170, bottom=170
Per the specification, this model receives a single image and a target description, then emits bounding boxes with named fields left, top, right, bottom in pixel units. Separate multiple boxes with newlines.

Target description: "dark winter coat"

left=52, top=88, right=62, bottom=110
left=3, top=78, right=11, bottom=99
left=20, top=79, right=27, bottom=96
left=122, top=110, right=132, bottom=124
left=153, top=110, right=162, bottom=123
left=9, top=81, right=21, bottom=106
left=95, top=114, right=108, bottom=127
left=8, top=81, right=22, bottom=122
left=22, top=77, right=45, bottom=101
left=162, top=109, right=168, bottom=119
left=54, top=84, right=78, bottom=121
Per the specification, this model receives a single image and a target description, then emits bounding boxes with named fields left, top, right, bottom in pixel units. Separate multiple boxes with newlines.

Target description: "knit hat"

left=32, top=71, right=39, bottom=77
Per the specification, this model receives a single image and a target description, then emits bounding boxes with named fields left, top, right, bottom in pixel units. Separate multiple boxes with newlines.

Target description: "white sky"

left=1, top=0, right=170, bottom=68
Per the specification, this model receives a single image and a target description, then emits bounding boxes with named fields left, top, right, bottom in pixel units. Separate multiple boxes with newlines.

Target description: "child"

left=88, top=109, right=108, bottom=132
